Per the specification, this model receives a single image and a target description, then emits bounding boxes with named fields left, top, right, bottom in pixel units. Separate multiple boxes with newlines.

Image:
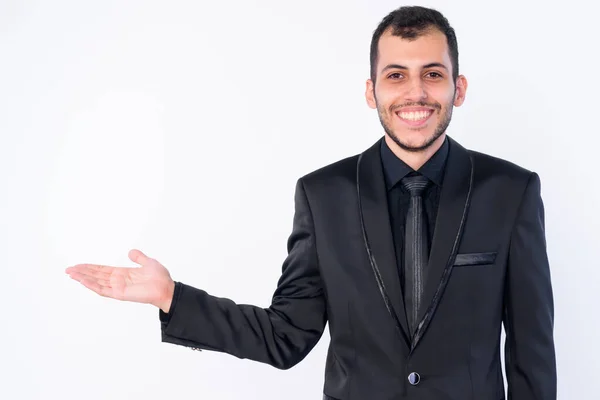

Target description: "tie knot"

left=401, top=175, right=430, bottom=196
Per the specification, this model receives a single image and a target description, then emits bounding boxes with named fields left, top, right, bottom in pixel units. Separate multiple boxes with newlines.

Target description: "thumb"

left=128, top=249, right=152, bottom=267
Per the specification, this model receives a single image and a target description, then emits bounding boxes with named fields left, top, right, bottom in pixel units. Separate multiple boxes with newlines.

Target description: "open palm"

left=65, top=249, right=174, bottom=310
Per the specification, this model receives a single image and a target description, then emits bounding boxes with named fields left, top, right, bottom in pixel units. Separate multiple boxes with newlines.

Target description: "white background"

left=1, top=0, right=597, bottom=398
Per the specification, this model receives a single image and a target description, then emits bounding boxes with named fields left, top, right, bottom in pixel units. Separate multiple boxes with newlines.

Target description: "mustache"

left=391, top=102, right=441, bottom=112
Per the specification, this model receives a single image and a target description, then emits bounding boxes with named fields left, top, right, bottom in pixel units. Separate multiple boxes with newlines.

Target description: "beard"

left=376, top=95, right=454, bottom=153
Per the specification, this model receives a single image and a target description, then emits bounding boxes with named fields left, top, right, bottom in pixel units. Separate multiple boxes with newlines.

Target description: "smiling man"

left=66, top=6, right=557, bottom=400
left=366, top=16, right=467, bottom=170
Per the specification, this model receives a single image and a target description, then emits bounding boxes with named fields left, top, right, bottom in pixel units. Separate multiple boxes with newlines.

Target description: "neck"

left=384, top=134, right=446, bottom=170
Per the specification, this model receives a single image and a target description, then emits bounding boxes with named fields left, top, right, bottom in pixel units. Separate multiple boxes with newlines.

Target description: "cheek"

left=374, top=87, right=400, bottom=109
left=431, top=85, right=457, bottom=104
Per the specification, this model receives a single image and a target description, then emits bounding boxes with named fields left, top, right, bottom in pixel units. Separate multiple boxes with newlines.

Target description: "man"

left=65, top=5, right=556, bottom=400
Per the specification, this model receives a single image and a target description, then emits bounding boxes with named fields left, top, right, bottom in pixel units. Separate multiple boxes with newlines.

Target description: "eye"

left=426, top=72, right=443, bottom=79
left=388, top=72, right=403, bottom=80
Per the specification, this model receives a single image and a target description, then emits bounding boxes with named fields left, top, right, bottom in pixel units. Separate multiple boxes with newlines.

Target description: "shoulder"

left=467, top=148, right=533, bottom=180
left=297, top=138, right=382, bottom=187
left=297, top=153, right=360, bottom=190
left=464, top=147, right=540, bottom=199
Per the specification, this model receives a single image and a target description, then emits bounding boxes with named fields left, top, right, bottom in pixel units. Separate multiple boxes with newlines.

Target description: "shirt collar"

left=380, top=135, right=449, bottom=190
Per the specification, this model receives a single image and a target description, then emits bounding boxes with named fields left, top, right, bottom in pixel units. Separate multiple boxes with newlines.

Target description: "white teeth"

left=398, top=111, right=431, bottom=121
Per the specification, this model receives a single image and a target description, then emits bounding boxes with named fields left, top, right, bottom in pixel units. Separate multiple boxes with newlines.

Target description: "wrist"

left=157, top=279, right=175, bottom=313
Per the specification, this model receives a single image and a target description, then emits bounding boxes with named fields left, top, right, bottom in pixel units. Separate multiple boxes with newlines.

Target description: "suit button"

left=408, top=372, right=420, bottom=385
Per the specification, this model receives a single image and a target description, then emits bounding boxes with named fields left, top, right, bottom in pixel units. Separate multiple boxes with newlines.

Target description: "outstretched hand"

left=65, top=249, right=175, bottom=313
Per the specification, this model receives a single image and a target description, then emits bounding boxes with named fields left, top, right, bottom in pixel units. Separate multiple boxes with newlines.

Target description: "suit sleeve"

left=158, top=178, right=327, bottom=370
left=503, top=172, right=557, bottom=399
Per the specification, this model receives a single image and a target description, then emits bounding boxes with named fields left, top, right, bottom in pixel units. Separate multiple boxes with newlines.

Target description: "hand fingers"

left=68, top=271, right=111, bottom=286
left=65, top=264, right=113, bottom=281
left=69, top=272, right=115, bottom=298
left=128, top=249, right=152, bottom=267
left=79, top=277, right=114, bottom=298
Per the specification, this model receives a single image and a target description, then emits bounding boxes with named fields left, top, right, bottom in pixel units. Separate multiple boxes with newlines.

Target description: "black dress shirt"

left=379, top=136, right=449, bottom=294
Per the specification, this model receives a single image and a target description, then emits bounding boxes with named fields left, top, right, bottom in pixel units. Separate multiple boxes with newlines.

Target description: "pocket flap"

left=454, top=252, right=497, bottom=267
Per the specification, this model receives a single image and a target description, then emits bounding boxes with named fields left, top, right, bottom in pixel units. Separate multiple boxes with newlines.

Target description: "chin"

left=391, top=131, right=441, bottom=152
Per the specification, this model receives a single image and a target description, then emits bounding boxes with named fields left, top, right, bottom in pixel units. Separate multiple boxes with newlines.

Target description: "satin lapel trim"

left=356, top=140, right=410, bottom=346
left=410, top=137, right=474, bottom=353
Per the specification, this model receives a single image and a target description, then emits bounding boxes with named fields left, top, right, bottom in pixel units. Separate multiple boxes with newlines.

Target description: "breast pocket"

left=453, top=252, right=497, bottom=267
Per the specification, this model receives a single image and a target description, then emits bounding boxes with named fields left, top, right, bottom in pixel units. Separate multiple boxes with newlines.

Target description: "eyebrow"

left=381, top=63, right=448, bottom=73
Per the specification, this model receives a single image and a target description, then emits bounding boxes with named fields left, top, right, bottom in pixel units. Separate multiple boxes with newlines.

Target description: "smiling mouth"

left=395, top=110, right=434, bottom=122
left=395, top=110, right=434, bottom=128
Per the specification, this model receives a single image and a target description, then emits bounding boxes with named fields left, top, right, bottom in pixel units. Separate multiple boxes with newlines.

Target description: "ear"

left=365, top=79, right=377, bottom=109
left=453, top=75, right=468, bottom=107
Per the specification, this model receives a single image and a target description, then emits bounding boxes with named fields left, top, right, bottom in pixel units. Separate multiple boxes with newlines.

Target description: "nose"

left=404, top=79, right=427, bottom=101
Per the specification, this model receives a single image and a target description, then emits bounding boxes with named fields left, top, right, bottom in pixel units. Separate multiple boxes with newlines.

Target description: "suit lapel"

left=356, top=139, right=410, bottom=345
left=411, top=136, right=474, bottom=352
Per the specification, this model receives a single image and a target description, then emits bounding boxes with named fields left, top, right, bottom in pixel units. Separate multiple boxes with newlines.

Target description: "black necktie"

left=401, top=174, right=431, bottom=337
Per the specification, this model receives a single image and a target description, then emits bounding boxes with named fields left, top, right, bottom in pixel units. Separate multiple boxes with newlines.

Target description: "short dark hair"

left=369, top=6, right=459, bottom=84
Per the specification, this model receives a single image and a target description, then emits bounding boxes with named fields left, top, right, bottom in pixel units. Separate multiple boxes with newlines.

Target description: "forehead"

left=376, top=28, right=452, bottom=71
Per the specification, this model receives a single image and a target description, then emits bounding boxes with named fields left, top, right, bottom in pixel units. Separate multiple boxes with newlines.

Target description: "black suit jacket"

left=160, top=136, right=557, bottom=400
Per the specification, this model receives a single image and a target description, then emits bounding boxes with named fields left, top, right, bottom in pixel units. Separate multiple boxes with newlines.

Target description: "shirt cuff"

left=159, top=281, right=182, bottom=327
